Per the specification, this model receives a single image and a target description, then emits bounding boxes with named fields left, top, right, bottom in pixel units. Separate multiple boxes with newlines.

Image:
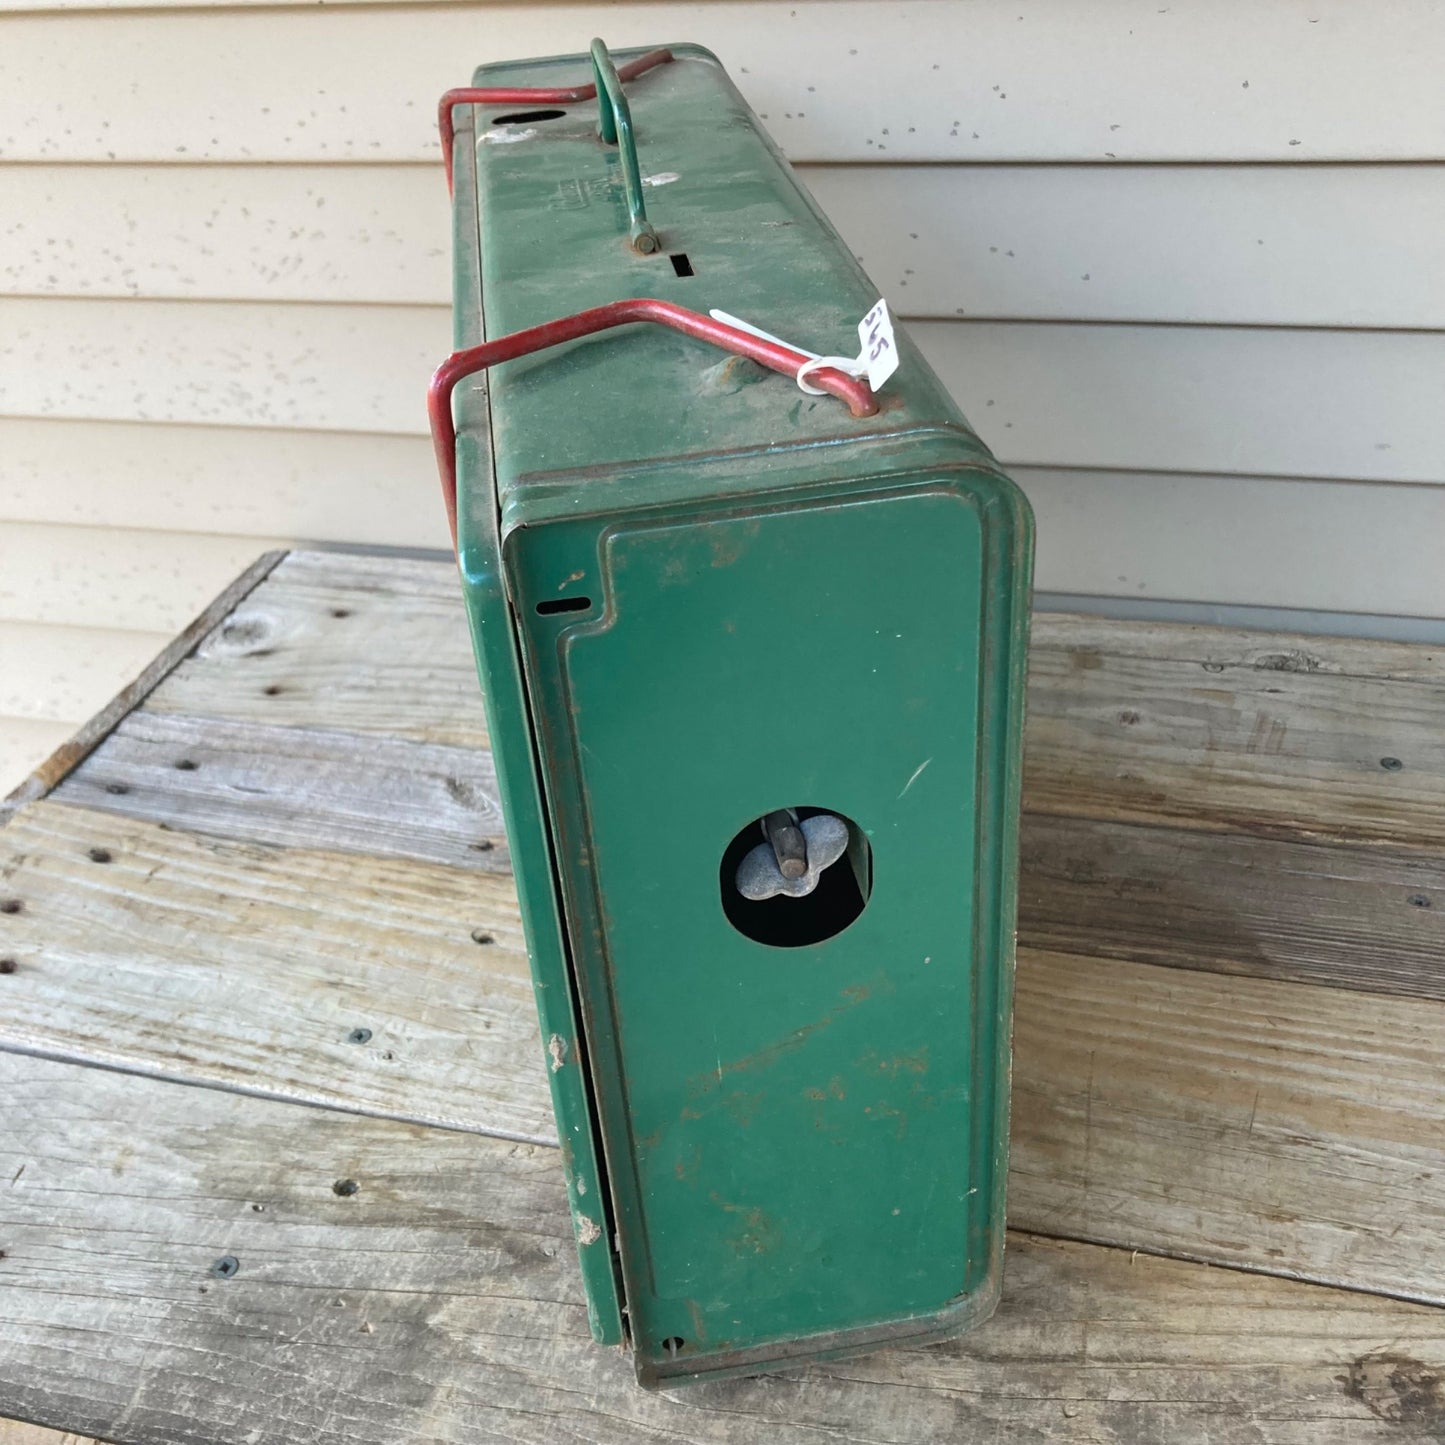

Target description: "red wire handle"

left=429, top=298, right=879, bottom=548
left=438, top=47, right=676, bottom=193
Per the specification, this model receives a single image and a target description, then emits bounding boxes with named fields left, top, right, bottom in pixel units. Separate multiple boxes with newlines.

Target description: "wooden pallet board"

left=6, top=789, right=1444, bottom=1304
left=144, top=552, right=488, bottom=750
left=54, top=711, right=510, bottom=872
left=3, top=1052, right=1444, bottom=1445
left=0, top=799, right=548, bottom=1143
left=1020, top=813, right=1445, bottom=1001
left=1012, top=948, right=1445, bottom=1300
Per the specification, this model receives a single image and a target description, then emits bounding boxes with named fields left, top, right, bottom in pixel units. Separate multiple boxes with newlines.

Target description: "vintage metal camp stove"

left=429, top=40, right=1033, bottom=1385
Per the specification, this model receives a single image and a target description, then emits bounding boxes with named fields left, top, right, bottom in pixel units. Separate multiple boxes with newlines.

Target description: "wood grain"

left=9, top=548, right=1445, bottom=1378
left=7, top=790, right=1445, bottom=1304
left=1024, top=643, right=1445, bottom=847
left=0, top=552, right=283, bottom=824
left=1010, top=948, right=1445, bottom=1305
left=0, top=800, right=552, bottom=1144
left=54, top=711, right=508, bottom=871
left=1020, top=812, right=1445, bottom=1000
left=60, top=712, right=1445, bottom=1004
left=146, top=554, right=1445, bottom=851
left=144, top=552, right=487, bottom=750
left=1029, top=612, right=1445, bottom=683
left=4, top=1052, right=1445, bottom=1445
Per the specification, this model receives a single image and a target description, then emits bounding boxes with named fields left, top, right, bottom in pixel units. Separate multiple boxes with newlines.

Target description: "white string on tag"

left=709, top=305, right=897, bottom=397
left=794, top=353, right=869, bottom=396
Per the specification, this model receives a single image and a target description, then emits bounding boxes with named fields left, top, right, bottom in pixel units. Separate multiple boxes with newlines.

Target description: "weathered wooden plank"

left=7, top=792, right=1445, bottom=1304
left=4, top=1052, right=1444, bottom=1445
left=1020, top=813, right=1445, bottom=1001
left=1010, top=948, right=1445, bottom=1305
left=153, top=554, right=1445, bottom=849
left=55, top=704, right=1445, bottom=1005
left=1025, top=644, right=1445, bottom=847
left=1030, top=611, right=1445, bottom=684
left=54, top=712, right=508, bottom=871
left=0, top=800, right=552, bottom=1143
left=268, top=548, right=459, bottom=599
left=144, top=551, right=487, bottom=750
left=0, top=553, right=283, bottom=824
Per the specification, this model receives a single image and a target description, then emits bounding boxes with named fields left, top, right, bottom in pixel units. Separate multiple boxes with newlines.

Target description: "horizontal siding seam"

left=4, top=296, right=1443, bottom=340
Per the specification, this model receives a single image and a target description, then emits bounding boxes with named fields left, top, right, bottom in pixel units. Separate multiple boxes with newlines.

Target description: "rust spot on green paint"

left=859, top=1043, right=930, bottom=1077
left=724, top=1089, right=767, bottom=1127
left=711, top=1194, right=782, bottom=1256
left=686, top=980, right=881, bottom=1098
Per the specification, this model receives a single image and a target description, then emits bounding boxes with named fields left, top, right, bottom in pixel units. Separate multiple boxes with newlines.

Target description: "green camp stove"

left=430, top=40, right=1033, bottom=1385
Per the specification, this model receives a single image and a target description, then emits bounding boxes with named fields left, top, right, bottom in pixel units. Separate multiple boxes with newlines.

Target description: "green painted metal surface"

left=447, top=42, right=1033, bottom=1384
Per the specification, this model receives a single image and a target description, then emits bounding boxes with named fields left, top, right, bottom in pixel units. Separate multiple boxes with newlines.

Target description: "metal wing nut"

left=735, top=813, right=851, bottom=902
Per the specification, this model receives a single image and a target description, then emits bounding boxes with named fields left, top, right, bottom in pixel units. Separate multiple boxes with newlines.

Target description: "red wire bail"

left=429, top=300, right=880, bottom=549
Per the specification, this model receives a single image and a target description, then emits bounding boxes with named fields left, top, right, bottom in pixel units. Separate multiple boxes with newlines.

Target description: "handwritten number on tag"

left=857, top=300, right=900, bottom=392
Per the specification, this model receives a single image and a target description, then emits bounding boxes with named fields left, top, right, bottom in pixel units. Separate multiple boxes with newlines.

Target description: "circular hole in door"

left=719, top=808, right=870, bottom=948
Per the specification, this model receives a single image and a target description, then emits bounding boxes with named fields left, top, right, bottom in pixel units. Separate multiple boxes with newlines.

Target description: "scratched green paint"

left=449, top=43, right=1032, bottom=1384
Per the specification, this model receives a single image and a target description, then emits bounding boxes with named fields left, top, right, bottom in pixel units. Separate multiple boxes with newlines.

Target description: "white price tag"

left=857, top=299, right=899, bottom=392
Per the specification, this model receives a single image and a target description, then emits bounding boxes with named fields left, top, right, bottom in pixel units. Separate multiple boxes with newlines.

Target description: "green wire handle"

left=589, top=38, right=661, bottom=255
